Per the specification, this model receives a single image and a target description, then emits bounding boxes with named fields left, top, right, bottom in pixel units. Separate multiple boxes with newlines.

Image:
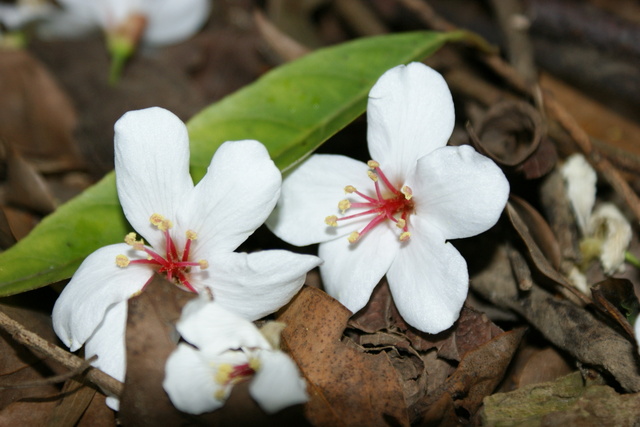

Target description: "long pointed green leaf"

left=0, top=30, right=466, bottom=296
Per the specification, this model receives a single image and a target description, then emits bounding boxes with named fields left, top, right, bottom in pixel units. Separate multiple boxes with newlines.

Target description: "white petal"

left=318, top=225, right=398, bottom=314
left=588, top=203, right=632, bottom=275
left=177, top=299, right=270, bottom=353
left=635, top=319, right=640, bottom=355
left=177, top=140, right=281, bottom=255
left=250, top=350, right=308, bottom=414
left=561, top=153, right=596, bottom=234
left=114, top=107, right=194, bottom=249
left=143, top=0, right=210, bottom=45
left=267, top=154, right=373, bottom=246
left=387, top=218, right=468, bottom=334
left=195, top=251, right=322, bottom=321
left=163, top=343, right=226, bottom=414
left=411, top=145, right=509, bottom=240
left=84, top=300, right=128, bottom=411
left=367, top=62, right=455, bottom=182
left=52, top=244, right=153, bottom=351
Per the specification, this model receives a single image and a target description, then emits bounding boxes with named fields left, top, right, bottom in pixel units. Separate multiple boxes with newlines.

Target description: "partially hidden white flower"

left=0, top=1, right=54, bottom=31
left=561, top=153, right=632, bottom=275
left=267, top=62, right=510, bottom=334
left=39, top=0, right=210, bottom=46
left=163, top=298, right=308, bottom=414
left=52, top=107, right=321, bottom=410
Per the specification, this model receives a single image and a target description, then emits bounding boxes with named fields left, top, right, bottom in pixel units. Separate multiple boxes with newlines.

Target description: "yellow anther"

left=344, top=185, right=357, bottom=193
left=249, top=357, right=261, bottom=372
left=338, top=199, right=351, bottom=212
left=325, top=215, right=338, bottom=227
left=348, top=231, right=360, bottom=243
left=186, top=230, right=198, bottom=240
left=401, top=185, right=413, bottom=200
left=367, top=160, right=380, bottom=169
left=160, top=218, right=173, bottom=231
left=396, top=219, right=406, bottom=229
left=215, top=363, right=233, bottom=385
left=124, top=232, right=137, bottom=245
left=124, top=232, right=144, bottom=250
left=150, top=213, right=164, bottom=227
left=199, top=259, right=209, bottom=269
left=399, top=232, right=411, bottom=242
left=115, top=254, right=130, bottom=267
left=367, top=170, right=378, bottom=182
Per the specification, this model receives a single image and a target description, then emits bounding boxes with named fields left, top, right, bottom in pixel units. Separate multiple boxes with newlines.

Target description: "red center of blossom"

left=325, top=160, right=415, bottom=243
left=115, top=214, right=208, bottom=293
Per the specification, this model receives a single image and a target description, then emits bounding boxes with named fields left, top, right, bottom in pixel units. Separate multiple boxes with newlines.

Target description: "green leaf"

left=0, top=30, right=467, bottom=296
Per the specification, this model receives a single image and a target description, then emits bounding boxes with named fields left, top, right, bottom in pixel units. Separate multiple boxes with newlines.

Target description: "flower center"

left=325, top=160, right=415, bottom=243
left=115, top=213, right=209, bottom=292
left=214, top=355, right=260, bottom=400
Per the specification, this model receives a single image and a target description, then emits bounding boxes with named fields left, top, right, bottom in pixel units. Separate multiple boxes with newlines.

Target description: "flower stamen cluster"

left=325, top=160, right=414, bottom=243
left=116, top=213, right=208, bottom=292
left=213, top=355, right=260, bottom=400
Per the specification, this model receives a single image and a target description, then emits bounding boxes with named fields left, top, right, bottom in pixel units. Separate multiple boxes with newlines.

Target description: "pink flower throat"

left=116, top=214, right=208, bottom=292
left=325, top=160, right=415, bottom=243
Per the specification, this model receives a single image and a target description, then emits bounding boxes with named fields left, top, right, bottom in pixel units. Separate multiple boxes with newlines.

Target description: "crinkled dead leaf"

left=412, top=328, right=525, bottom=425
left=482, top=371, right=640, bottom=426
left=278, top=286, right=410, bottom=427
left=501, top=344, right=574, bottom=391
left=0, top=49, right=83, bottom=173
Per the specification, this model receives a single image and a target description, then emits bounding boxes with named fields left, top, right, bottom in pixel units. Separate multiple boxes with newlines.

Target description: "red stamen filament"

left=327, top=161, right=414, bottom=243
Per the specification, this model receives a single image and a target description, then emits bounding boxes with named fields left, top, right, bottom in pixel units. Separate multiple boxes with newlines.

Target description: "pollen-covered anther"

left=124, top=232, right=144, bottom=250
left=367, top=160, right=380, bottom=169
left=116, top=254, right=130, bottom=267
left=367, top=170, right=378, bottom=182
left=186, top=230, right=198, bottom=240
left=198, top=259, right=209, bottom=269
left=344, top=185, right=357, bottom=194
left=396, top=218, right=406, bottom=229
left=325, top=215, right=338, bottom=227
left=338, top=199, right=351, bottom=212
left=401, top=185, right=413, bottom=200
left=399, top=232, right=411, bottom=242
left=348, top=231, right=360, bottom=243
left=150, top=213, right=164, bottom=227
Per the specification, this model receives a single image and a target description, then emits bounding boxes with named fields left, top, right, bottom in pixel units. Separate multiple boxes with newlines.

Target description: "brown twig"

left=0, top=310, right=123, bottom=397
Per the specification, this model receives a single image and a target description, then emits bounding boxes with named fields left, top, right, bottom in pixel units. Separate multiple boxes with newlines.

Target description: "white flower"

left=52, top=107, right=321, bottom=409
left=0, top=1, right=54, bottom=31
left=561, top=153, right=632, bottom=275
left=267, top=62, right=509, bottom=334
left=39, top=0, right=210, bottom=46
left=163, top=298, right=308, bottom=414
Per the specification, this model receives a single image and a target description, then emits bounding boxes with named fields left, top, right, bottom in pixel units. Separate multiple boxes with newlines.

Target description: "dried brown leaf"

left=0, top=49, right=83, bottom=173
left=4, top=145, right=56, bottom=214
left=118, top=275, right=196, bottom=427
left=468, top=100, right=556, bottom=178
left=278, top=286, right=410, bottom=427
left=414, top=328, right=526, bottom=425
left=471, top=244, right=640, bottom=392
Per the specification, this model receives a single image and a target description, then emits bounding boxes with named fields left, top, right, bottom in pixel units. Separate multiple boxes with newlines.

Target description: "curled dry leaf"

left=467, top=100, right=557, bottom=179
left=470, top=243, right=640, bottom=392
left=0, top=49, right=83, bottom=173
left=277, top=286, right=410, bottom=427
left=507, top=201, right=591, bottom=305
